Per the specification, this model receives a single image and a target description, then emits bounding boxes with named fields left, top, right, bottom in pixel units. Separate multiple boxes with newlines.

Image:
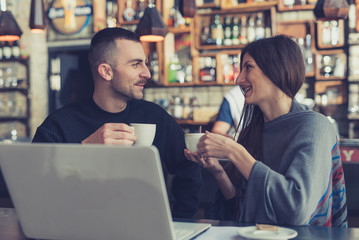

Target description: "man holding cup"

left=32, top=28, right=202, bottom=218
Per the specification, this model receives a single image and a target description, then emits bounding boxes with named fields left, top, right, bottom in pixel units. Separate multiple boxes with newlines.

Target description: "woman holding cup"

left=184, top=35, right=347, bottom=227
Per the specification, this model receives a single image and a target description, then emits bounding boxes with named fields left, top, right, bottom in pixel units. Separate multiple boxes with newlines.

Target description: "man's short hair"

left=88, top=28, right=141, bottom=75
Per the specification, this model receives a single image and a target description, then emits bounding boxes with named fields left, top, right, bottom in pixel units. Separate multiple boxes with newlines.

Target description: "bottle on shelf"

left=106, top=0, right=118, bottom=27
left=149, top=52, right=159, bottom=83
left=348, top=84, right=359, bottom=115
left=239, top=15, right=248, bottom=44
left=304, top=34, right=313, bottom=74
left=3, top=42, right=11, bottom=60
left=200, top=26, right=211, bottom=45
left=330, top=20, right=340, bottom=46
left=199, top=57, right=216, bottom=82
left=223, top=55, right=234, bottom=83
left=136, top=0, right=146, bottom=19
left=168, top=2, right=185, bottom=28
left=185, top=64, right=193, bottom=83
left=123, top=0, right=135, bottom=22
left=231, top=16, right=240, bottom=45
left=11, top=41, right=21, bottom=59
left=223, top=16, right=232, bottom=46
left=255, top=13, right=265, bottom=40
left=233, top=55, right=240, bottom=80
left=182, top=96, right=192, bottom=120
left=168, top=6, right=177, bottom=27
left=168, top=54, right=181, bottom=83
left=321, top=21, right=331, bottom=45
left=283, top=0, right=295, bottom=9
left=211, top=15, right=224, bottom=46
left=246, top=14, right=256, bottom=43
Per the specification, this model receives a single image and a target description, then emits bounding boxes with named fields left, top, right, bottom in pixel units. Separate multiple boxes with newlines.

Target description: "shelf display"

left=277, top=20, right=315, bottom=77
left=195, top=8, right=275, bottom=51
left=277, top=0, right=317, bottom=11
left=316, top=50, right=347, bottom=80
left=0, top=59, right=30, bottom=140
left=316, top=19, right=345, bottom=49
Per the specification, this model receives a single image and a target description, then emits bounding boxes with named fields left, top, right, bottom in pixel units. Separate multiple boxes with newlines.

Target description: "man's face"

left=108, top=39, right=151, bottom=101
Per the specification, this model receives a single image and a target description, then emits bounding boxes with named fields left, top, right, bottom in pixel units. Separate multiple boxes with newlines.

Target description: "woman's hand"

left=197, top=131, right=235, bottom=160
left=184, top=149, right=224, bottom=177
left=197, top=131, right=256, bottom=180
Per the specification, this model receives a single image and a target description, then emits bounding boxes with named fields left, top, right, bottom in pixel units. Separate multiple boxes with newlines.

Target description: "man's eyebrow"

left=127, top=58, right=144, bottom=63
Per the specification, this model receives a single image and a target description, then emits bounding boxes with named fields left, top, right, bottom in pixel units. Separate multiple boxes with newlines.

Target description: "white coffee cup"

left=130, top=123, right=156, bottom=146
left=185, top=133, right=205, bottom=153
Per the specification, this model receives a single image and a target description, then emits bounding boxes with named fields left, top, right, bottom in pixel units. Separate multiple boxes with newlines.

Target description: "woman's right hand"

left=184, top=149, right=224, bottom=177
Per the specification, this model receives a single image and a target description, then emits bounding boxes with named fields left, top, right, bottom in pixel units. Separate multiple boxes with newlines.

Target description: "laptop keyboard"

left=174, top=227, right=197, bottom=240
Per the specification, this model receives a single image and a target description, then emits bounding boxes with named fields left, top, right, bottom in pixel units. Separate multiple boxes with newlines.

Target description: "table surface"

left=1, top=208, right=359, bottom=240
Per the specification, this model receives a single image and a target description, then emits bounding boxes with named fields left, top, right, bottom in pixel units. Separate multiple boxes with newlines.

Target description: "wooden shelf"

left=348, top=114, right=359, bottom=120
left=221, top=0, right=278, bottom=11
left=169, top=27, right=191, bottom=34
left=176, top=119, right=213, bottom=125
left=196, top=44, right=246, bottom=51
left=315, top=50, right=347, bottom=80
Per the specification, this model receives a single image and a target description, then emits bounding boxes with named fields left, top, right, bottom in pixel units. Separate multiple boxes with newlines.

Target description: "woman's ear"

left=97, top=63, right=113, bottom=81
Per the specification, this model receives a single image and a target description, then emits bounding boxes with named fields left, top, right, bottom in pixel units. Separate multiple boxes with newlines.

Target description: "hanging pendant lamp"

left=135, top=0, right=168, bottom=42
left=29, top=0, right=46, bottom=33
left=0, top=0, right=23, bottom=41
left=314, top=0, right=349, bottom=19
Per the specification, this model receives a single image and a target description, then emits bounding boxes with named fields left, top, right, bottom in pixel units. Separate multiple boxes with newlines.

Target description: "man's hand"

left=81, top=123, right=136, bottom=145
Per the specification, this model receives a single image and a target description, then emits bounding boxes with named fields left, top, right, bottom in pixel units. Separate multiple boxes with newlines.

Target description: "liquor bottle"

left=239, top=15, right=248, bottom=44
left=150, top=52, right=159, bottom=83
left=255, top=13, right=265, bottom=40
left=167, top=6, right=176, bottom=27
left=304, top=34, right=313, bottom=74
left=3, top=42, right=11, bottom=60
left=321, top=21, right=331, bottom=45
left=168, top=54, right=180, bottom=83
left=231, top=16, right=240, bottom=45
left=200, top=26, right=211, bottom=45
left=246, top=14, right=256, bottom=43
left=330, top=20, right=340, bottom=46
left=211, top=15, right=224, bottom=46
left=298, top=37, right=305, bottom=62
left=223, top=16, right=232, bottom=46
left=283, top=0, right=295, bottom=9
left=233, top=55, right=240, bottom=80
left=11, top=41, right=21, bottom=59
left=200, top=57, right=216, bottom=82
left=136, top=0, right=146, bottom=19
left=185, top=64, right=193, bottom=83
left=123, top=0, right=135, bottom=21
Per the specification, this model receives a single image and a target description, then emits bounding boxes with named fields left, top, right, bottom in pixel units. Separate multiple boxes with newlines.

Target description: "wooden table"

left=2, top=208, right=359, bottom=240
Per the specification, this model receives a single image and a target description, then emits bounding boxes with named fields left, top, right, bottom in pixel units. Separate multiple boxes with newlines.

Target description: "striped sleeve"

left=309, top=137, right=348, bottom=227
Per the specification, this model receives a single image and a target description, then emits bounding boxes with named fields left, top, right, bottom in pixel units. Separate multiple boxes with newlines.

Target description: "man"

left=32, top=27, right=201, bottom=218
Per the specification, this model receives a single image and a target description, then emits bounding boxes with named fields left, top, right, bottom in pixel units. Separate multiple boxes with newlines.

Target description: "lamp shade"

left=179, top=0, right=197, bottom=18
left=0, top=11, right=22, bottom=41
left=314, top=0, right=349, bottom=19
left=135, top=6, right=168, bottom=42
left=29, top=0, right=46, bottom=33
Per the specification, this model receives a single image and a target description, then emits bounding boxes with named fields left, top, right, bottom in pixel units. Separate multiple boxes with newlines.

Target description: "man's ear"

left=97, top=63, right=113, bottom=81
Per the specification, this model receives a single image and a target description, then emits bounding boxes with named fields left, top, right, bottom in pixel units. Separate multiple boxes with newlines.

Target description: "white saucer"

left=237, top=226, right=298, bottom=240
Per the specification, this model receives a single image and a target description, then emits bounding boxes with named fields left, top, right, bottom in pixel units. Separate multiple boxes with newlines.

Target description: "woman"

left=185, top=35, right=347, bottom=227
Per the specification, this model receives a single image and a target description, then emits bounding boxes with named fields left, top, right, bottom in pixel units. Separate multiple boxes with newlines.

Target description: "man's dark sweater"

left=32, top=98, right=202, bottom=218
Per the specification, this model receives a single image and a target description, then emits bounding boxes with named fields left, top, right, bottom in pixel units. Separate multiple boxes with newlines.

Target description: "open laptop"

left=0, top=143, right=210, bottom=240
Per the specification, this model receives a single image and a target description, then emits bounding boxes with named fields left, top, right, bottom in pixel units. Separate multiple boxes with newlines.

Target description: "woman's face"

left=236, top=53, right=280, bottom=106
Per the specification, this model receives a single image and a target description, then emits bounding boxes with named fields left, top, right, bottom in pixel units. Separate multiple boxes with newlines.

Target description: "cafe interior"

left=1, top=0, right=359, bottom=239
